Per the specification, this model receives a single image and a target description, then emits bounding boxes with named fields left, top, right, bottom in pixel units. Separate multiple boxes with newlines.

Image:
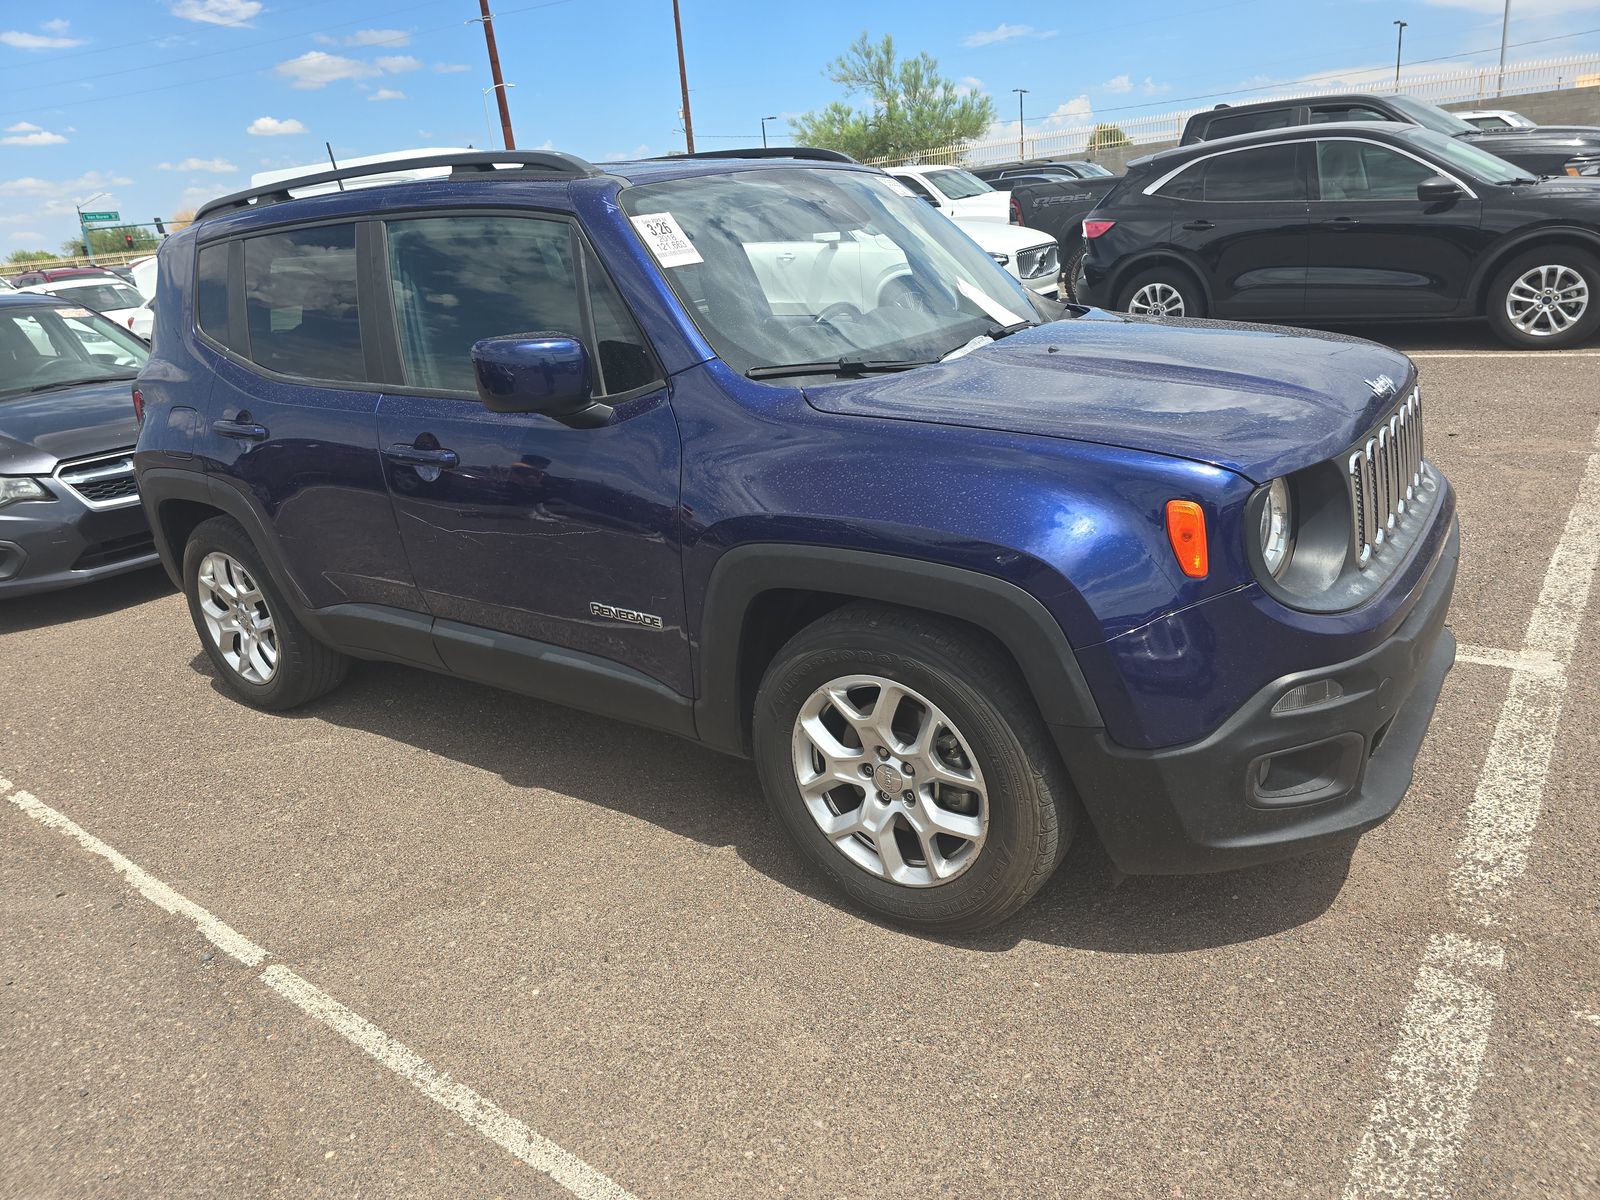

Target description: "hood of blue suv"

left=0, top=379, right=140, bottom=473
left=803, top=312, right=1414, bottom=482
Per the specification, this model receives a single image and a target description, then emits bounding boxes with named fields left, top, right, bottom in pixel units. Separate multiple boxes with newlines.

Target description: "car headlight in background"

left=0, top=477, right=50, bottom=509
left=1259, top=476, right=1293, bottom=576
left=1017, top=243, right=1059, bottom=280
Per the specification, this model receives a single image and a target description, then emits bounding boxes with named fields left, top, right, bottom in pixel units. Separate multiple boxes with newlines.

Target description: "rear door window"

left=1310, top=105, right=1391, bottom=125
left=1188, top=144, right=1307, bottom=202
left=1204, top=108, right=1296, bottom=140
left=241, top=224, right=364, bottom=381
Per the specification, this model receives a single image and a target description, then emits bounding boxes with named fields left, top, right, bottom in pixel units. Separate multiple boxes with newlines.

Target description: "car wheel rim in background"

left=196, top=551, right=279, bottom=685
left=790, top=674, right=989, bottom=887
left=1506, top=264, right=1589, bottom=336
left=1128, top=282, right=1186, bottom=318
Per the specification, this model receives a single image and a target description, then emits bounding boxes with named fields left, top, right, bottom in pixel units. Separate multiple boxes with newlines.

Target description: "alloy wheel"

left=790, top=674, right=988, bottom=887
left=1127, top=281, right=1186, bottom=318
left=196, top=551, right=279, bottom=684
left=1505, top=264, right=1589, bottom=337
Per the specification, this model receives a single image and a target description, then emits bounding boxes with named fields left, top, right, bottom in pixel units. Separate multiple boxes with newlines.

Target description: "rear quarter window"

left=241, top=224, right=365, bottom=382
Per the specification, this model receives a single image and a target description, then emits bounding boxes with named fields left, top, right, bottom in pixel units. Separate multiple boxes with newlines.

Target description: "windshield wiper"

left=745, top=357, right=932, bottom=380
left=983, top=319, right=1037, bottom=340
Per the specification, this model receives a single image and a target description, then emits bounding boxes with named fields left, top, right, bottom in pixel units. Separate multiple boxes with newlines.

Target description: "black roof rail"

left=194, top=150, right=602, bottom=221
left=647, top=146, right=857, bottom=164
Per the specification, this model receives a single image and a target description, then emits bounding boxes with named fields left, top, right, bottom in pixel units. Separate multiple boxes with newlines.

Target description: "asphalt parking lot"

left=3, top=324, right=1597, bottom=1199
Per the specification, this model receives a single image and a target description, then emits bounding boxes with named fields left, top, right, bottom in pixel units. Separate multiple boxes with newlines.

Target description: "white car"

left=955, top=219, right=1060, bottom=297
left=124, top=295, right=155, bottom=341
left=129, top=255, right=159, bottom=301
left=19, top=277, right=148, bottom=331
left=888, top=164, right=1011, bottom=223
left=1455, top=109, right=1538, bottom=131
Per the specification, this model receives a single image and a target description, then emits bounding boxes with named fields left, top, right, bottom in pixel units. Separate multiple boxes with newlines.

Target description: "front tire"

left=182, top=516, right=347, bottom=710
left=753, top=603, right=1074, bottom=932
left=1115, top=265, right=1207, bottom=319
left=1486, top=247, right=1599, bottom=349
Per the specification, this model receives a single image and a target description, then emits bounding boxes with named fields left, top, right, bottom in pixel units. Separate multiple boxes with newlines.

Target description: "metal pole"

left=761, top=115, right=777, bottom=148
left=76, top=204, right=94, bottom=265
left=1013, top=88, right=1028, bottom=160
left=477, top=0, right=515, bottom=149
left=1393, top=21, right=1407, bottom=89
left=672, top=0, right=694, bottom=153
left=1496, top=0, right=1511, bottom=97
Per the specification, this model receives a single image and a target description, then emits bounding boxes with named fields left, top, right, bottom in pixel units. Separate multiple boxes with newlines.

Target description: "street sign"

left=80, top=211, right=120, bottom=223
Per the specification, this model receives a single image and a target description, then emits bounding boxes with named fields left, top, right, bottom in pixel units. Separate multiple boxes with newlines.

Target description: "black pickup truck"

left=1007, top=172, right=1123, bottom=298
left=1182, top=92, right=1600, bottom=178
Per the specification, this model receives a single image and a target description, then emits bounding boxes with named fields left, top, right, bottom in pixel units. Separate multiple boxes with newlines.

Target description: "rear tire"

left=753, top=602, right=1075, bottom=932
left=1060, top=243, right=1086, bottom=303
left=182, top=516, right=347, bottom=711
left=1115, top=264, right=1207, bottom=319
left=1485, top=247, right=1600, bottom=349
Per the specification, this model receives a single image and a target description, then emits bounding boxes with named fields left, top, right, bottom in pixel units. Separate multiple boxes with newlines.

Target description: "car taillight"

left=126, top=316, right=136, bottom=328
left=1010, top=196, right=1024, bottom=226
left=132, top=387, right=144, bottom=424
left=1083, top=219, right=1116, bottom=239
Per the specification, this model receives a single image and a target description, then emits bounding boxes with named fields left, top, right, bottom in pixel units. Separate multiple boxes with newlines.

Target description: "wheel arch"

left=694, top=544, right=1104, bottom=757
left=1102, top=250, right=1213, bottom=312
left=1470, top=227, right=1600, bottom=315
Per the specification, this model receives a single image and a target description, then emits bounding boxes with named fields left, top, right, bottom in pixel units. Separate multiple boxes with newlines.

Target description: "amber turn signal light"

left=1166, top=499, right=1208, bottom=578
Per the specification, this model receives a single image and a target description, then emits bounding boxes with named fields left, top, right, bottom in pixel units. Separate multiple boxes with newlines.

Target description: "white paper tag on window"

left=58, top=307, right=93, bottom=319
left=956, top=277, right=1028, bottom=327
left=883, top=177, right=916, bottom=198
left=630, top=212, right=703, bottom=267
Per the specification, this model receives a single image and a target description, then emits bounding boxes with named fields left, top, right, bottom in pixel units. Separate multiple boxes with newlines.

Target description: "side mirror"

left=470, top=333, right=610, bottom=428
left=1417, top=176, right=1463, bottom=203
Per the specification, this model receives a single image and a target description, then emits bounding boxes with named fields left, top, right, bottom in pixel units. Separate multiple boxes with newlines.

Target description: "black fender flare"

left=1467, top=226, right=1600, bottom=312
left=693, top=544, right=1104, bottom=756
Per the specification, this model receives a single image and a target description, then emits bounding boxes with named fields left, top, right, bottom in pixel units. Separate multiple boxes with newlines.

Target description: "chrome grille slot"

left=55, top=451, right=139, bottom=510
left=1347, top=388, right=1423, bottom=569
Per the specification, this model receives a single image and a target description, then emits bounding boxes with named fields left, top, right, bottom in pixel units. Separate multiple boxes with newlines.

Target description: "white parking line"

left=2, top=779, right=640, bottom=1200
left=1407, top=350, right=1600, bottom=359
left=1345, top=417, right=1600, bottom=1198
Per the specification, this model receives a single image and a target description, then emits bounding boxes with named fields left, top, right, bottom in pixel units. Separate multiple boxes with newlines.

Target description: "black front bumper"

left=0, top=496, right=158, bottom=598
left=1055, top=521, right=1460, bottom=874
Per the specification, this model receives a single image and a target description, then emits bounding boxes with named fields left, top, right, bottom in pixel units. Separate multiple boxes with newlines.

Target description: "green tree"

left=6, top=248, right=55, bottom=265
left=790, top=33, right=995, bottom=162
left=1086, top=123, right=1131, bottom=152
left=60, top=226, right=161, bottom=258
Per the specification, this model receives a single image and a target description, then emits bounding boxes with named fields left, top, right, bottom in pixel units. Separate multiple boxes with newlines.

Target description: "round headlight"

left=1259, top=477, right=1293, bottom=576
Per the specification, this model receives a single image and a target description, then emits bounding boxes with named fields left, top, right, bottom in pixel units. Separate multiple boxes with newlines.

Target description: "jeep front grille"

left=55, top=450, right=139, bottom=510
left=1347, top=389, right=1423, bottom=569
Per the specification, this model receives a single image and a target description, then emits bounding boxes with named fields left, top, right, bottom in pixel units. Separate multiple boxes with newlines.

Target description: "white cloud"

left=2, top=130, right=67, bottom=146
left=247, top=116, right=307, bottom=136
left=9, top=231, right=45, bottom=242
left=275, top=51, right=379, bottom=88
left=5, top=122, right=43, bottom=133
left=1142, top=77, right=1170, bottom=96
left=433, top=62, right=471, bottom=74
left=41, top=19, right=70, bottom=35
left=963, top=24, right=1057, bottom=48
left=368, top=88, right=406, bottom=102
left=376, top=55, right=422, bottom=73
left=954, top=75, right=985, bottom=97
left=1101, top=74, right=1132, bottom=94
left=170, top=0, right=261, bottom=26
left=348, top=29, right=410, bottom=47
left=157, top=157, right=238, bottom=173
left=0, top=30, right=87, bottom=50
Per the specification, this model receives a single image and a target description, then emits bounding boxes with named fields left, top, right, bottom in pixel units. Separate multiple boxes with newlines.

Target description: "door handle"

left=1181, top=219, right=1215, bottom=231
left=212, top=418, right=268, bottom=441
left=776, top=251, right=796, bottom=264
left=1321, top=217, right=1360, bottom=229
left=384, top=443, right=460, bottom=469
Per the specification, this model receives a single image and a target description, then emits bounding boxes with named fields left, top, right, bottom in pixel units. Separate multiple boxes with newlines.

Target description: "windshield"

left=927, top=168, right=994, bottom=199
left=0, top=303, right=149, bottom=400
left=619, top=167, right=1038, bottom=376
left=1065, top=161, right=1114, bottom=177
left=49, top=282, right=146, bottom=312
left=1406, top=128, right=1532, bottom=184
left=1388, top=95, right=1476, bottom=137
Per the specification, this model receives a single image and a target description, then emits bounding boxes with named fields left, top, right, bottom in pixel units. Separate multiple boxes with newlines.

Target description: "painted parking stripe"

left=1406, top=350, right=1600, bottom=359
left=1345, top=416, right=1600, bottom=1198
left=2, top=779, right=640, bottom=1200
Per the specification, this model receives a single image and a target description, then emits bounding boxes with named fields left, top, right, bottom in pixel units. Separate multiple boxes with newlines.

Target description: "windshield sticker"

left=57, top=307, right=93, bottom=319
left=882, top=177, right=917, bottom=198
left=956, top=277, right=1028, bottom=327
left=630, top=212, right=704, bottom=268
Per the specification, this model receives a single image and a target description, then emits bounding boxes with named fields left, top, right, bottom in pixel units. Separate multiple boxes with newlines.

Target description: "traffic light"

left=153, top=217, right=166, bottom=236
left=124, top=233, right=134, bottom=248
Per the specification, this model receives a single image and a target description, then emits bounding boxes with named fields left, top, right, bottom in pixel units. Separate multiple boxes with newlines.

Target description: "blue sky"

left=2, top=0, right=1598, bottom=252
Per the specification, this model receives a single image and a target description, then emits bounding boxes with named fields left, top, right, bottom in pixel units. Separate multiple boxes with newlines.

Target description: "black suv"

left=1180, top=92, right=1600, bottom=178
left=1078, top=120, right=1600, bottom=348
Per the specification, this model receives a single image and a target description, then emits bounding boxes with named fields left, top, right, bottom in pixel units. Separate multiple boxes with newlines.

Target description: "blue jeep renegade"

left=134, top=149, right=1459, bottom=931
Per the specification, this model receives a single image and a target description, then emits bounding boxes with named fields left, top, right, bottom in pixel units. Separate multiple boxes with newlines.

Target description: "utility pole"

left=1012, top=88, right=1028, bottom=160
left=1496, top=0, right=1511, bottom=97
left=672, top=0, right=694, bottom=153
left=73, top=191, right=107, bottom=265
left=1393, top=20, right=1407, bottom=89
left=761, top=115, right=777, bottom=148
left=476, top=0, right=515, bottom=150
